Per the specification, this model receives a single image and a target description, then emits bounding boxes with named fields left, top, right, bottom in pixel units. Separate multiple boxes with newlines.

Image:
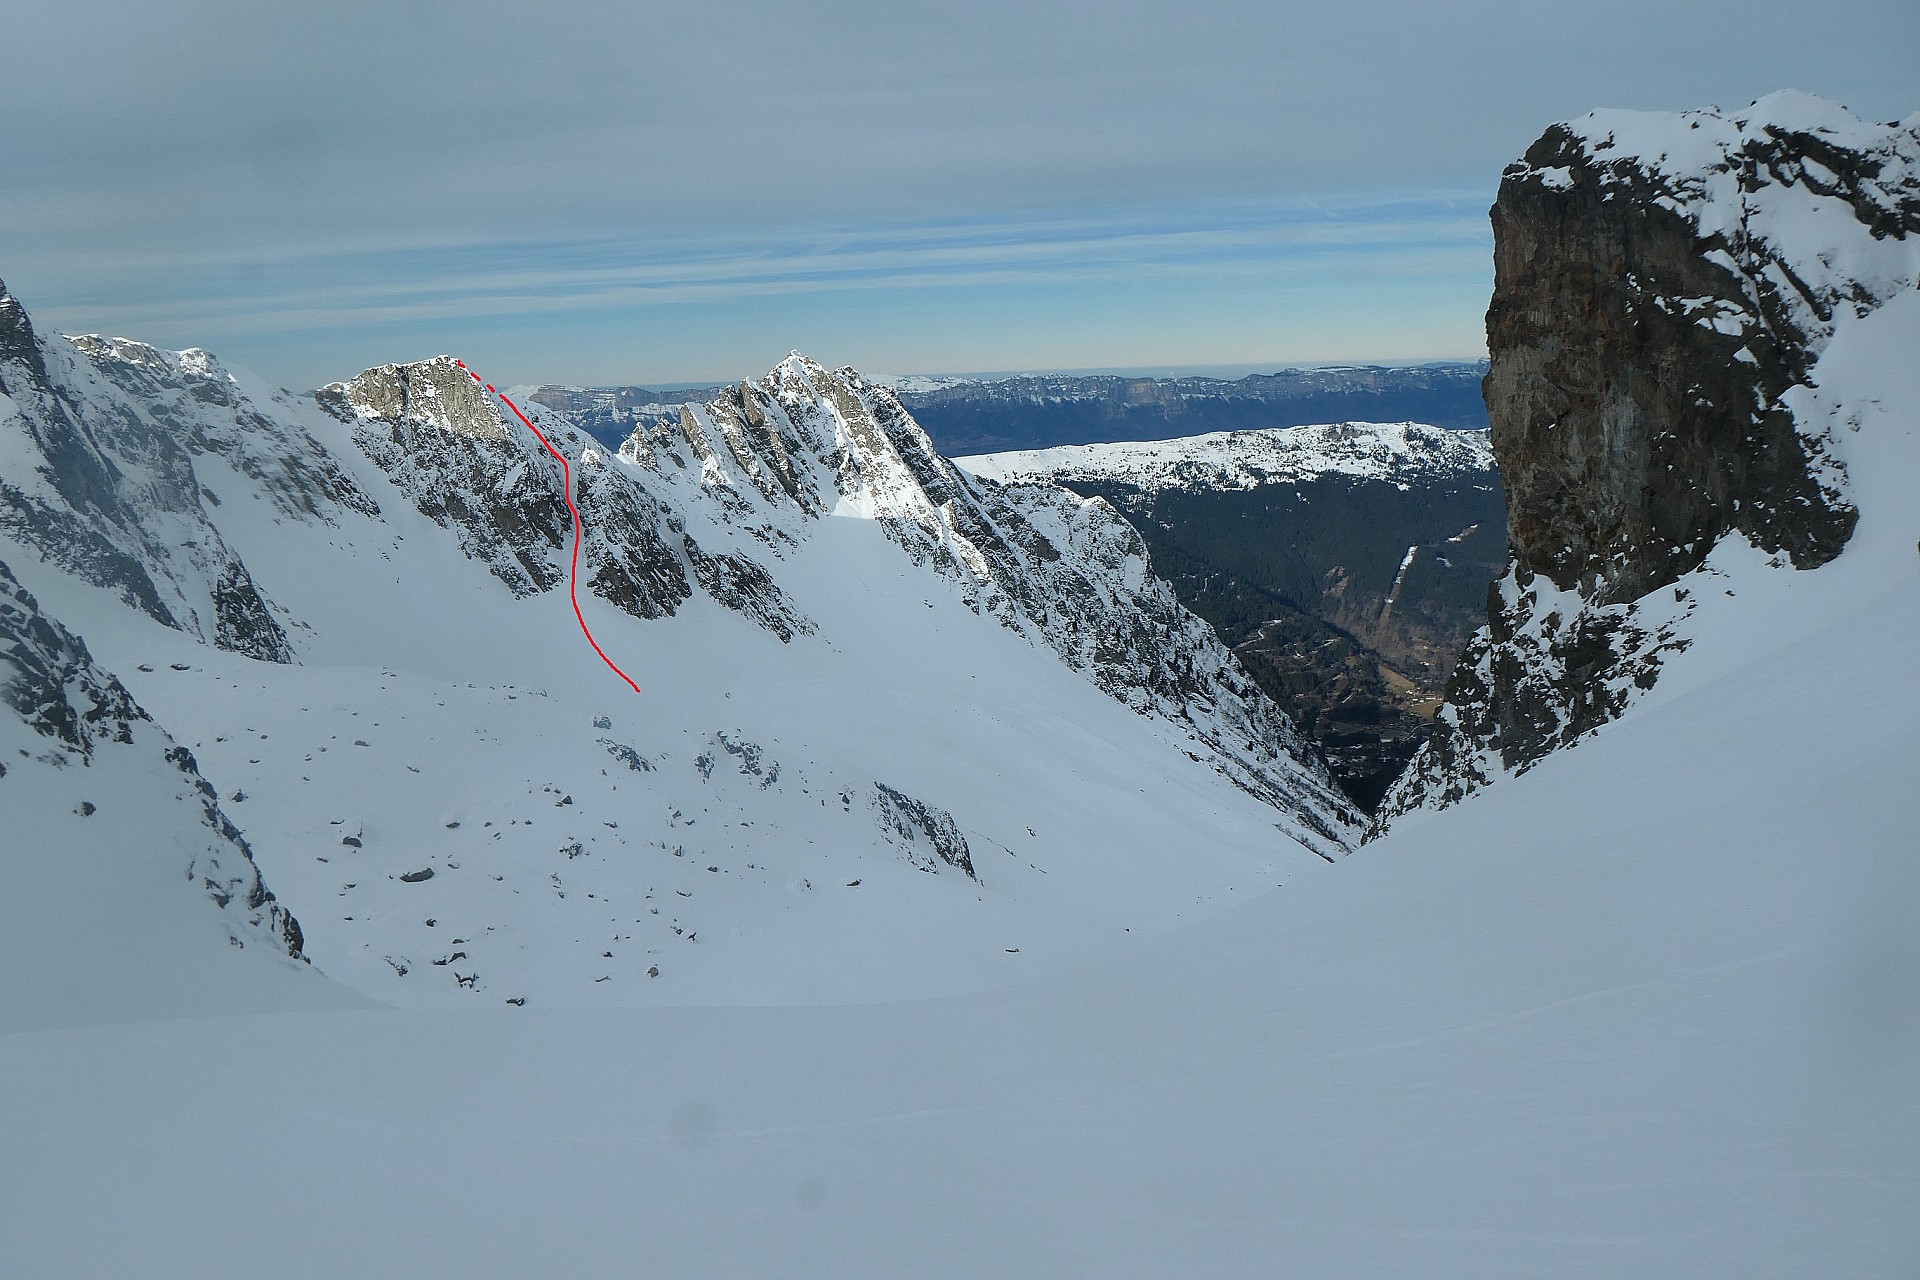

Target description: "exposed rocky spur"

left=1376, top=92, right=1920, bottom=827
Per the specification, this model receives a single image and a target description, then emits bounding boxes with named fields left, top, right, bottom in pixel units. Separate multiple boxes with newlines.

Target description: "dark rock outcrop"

left=1376, top=94, right=1920, bottom=827
left=873, top=782, right=976, bottom=880
left=1486, top=126, right=1864, bottom=605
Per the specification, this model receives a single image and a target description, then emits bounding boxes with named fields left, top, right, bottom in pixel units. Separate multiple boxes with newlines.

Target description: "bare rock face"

left=318, top=357, right=506, bottom=442
left=1375, top=94, right=1920, bottom=828
left=319, top=357, right=704, bottom=621
left=1488, top=120, right=1877, bottom=604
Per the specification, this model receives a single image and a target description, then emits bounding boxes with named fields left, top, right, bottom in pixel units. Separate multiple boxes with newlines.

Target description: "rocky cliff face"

left=1377, top=92, right=1920, bottom=826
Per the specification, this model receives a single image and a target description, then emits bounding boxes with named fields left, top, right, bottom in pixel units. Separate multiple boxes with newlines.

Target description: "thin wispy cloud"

left=43, top=197, right=1491, bottom=339
left=3, top=0, right=1911, bottom=386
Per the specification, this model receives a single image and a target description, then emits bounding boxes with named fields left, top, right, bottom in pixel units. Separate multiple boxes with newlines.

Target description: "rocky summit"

left=1376, top=92, right=1920, bottom=826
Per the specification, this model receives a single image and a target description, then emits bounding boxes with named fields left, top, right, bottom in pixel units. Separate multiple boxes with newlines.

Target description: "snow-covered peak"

left=1568, top=90, right=1899, bottom=173
left=57, top=334, right=238, bottom=387
left=1514, top=93, right=1920, bottom=349
left=955, top=422, right=1494, bottom=493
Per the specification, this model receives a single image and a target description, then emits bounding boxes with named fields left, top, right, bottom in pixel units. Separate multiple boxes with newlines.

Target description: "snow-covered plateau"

left=2, top=92, right=1917, bottom=1277
left=956, top=420, right=1494, bottom=493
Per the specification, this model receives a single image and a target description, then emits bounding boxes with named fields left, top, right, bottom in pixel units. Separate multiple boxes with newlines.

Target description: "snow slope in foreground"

left=3, top=541, right=1912, bottom=1277
left=4, top=297, right=1914, bottom=1276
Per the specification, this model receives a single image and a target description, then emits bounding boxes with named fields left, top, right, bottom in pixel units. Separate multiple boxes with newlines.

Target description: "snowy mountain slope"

left=4, top=448, right=1913, bottom=1275
left=1378, top=92, right=1920, bottom=824
left=0, top=557, right=350, bottom=1032
left=957, top=419, right=1494, bottom=491
left=0, top=294, right=1357, bottom=1011
left=0, top=288, right=376, bottom=664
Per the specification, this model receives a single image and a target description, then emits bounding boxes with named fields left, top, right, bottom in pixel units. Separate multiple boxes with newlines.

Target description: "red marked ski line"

left=455, top=359, right=642, bottom=695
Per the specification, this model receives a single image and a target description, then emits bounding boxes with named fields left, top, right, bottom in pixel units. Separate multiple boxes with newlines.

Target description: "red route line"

left=455, top=359, right=642, bottom=695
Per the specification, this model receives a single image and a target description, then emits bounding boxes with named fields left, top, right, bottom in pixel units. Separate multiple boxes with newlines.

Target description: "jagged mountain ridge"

left=1377, top=91, right=1920, bottom=826
left=0, top=287, right=1358, bottom=1009
left=317, top=351, right=1355, bottom=834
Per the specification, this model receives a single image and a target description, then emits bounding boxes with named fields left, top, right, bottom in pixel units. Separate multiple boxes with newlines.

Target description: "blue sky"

left=29, top=194, right=1495, bottom=388
left=4, top=0, right=1914, bottom=389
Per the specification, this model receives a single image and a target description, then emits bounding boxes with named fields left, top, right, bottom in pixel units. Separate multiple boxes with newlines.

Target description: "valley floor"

left=6, top=565, right=1914, bottom=1278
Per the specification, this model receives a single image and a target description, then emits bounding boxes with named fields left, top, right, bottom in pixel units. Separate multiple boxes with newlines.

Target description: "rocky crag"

left=1376, top=92, right=1920, bottom=826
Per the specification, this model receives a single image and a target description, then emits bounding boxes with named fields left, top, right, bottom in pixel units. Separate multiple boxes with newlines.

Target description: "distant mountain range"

left=520, top=362, right=1491, bottom=457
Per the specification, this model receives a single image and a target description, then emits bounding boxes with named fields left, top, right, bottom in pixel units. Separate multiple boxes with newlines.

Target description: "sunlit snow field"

left=4, top=291, right=1917, bottom=1279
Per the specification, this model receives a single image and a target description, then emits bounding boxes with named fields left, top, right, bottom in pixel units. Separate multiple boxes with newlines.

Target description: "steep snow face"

left=0, top=557, right=333, bottom=1031
left=1378, top=94, right=1920, bottom=827
left=956, top=421, right=1494, bottom=493
left=1, top=304, right=1357, bottom=1010
left=0, top=286, right=377, bottom=662
left=733, top=357, right=1357, bottom=836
